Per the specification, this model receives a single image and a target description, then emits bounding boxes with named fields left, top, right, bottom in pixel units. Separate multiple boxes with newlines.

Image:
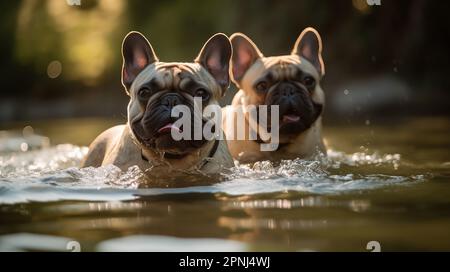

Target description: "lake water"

left=0, top=117, right=449, bottom=251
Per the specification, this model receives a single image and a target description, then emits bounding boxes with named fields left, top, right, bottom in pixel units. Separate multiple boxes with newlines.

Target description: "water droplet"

left=20, top=142, right=29, bottom=152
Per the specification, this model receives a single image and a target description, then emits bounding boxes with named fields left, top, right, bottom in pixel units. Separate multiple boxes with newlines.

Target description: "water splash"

left=0, top=144, right=87, bottom=179
left=0, top=144, right=425, bottom=204
left=326, top=149, right=401, bottom=169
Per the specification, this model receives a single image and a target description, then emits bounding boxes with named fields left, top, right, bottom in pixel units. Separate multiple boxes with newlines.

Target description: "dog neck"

left=140, top=138, right=220, bottom=170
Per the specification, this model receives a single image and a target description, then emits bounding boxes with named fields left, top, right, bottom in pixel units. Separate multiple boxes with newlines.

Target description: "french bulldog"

left=223, top=27, right=326, bottom=163
left=82, top=31, right=234, bottom=186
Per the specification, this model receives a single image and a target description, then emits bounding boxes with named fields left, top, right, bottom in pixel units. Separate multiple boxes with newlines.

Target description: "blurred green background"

left=0, top=0, right=449, bottom=124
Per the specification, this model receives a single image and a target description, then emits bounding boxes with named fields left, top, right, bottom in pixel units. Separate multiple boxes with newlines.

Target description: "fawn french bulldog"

left=82, top=32, right=234, bottom=185
left=223, top=27, right=326, bottom=163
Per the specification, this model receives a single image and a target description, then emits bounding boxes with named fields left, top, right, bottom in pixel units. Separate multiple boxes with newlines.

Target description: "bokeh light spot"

left=352, top=0, right=371, bottom=14
left=47, top=60, right=62, bottom=79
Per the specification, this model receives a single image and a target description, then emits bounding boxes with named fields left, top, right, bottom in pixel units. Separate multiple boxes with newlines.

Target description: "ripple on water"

left=0, top=144, right=426, bottom=204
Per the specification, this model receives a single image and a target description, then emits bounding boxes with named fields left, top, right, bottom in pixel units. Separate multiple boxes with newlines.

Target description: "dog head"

left=121, top=31, right=231, bottom=162
left=230, top=27, right=325, bottom=143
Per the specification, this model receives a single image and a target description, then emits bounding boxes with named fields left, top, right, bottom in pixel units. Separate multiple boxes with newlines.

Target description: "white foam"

left=0, top=145, right=425, bottom=204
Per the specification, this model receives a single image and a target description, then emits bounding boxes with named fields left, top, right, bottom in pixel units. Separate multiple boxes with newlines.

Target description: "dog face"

left=230, top=28, right=325, bottom=143
left=121, top=32, right=231, bottom=160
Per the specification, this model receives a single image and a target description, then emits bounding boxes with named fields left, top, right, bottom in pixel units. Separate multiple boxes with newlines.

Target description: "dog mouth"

left=279, top=106, right=302, bottom=126
left=262, top=102, right=319, bottom=136
left=156, top=123, right=182, bottom=135
left=132, top=116, right=209, bottom=158
left=154, top=122, right=207, bottom=157
left=278, top=110, right=304, bottom=134
left=264, top=85, right=322, bottom=135
left=281, top=113, right=301, bottom=124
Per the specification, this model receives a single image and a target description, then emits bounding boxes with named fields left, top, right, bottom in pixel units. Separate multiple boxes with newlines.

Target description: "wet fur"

left=83, top=32, right=234, bottom=185
left=223, top=28, right=327, bottom=163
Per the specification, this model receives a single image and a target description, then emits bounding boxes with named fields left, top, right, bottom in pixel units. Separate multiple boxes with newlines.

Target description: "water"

left=0, top=117, right=449, bottom=251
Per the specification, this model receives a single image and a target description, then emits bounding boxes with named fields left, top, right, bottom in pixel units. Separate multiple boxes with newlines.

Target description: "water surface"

left=0, top=117, right=449, bottom=251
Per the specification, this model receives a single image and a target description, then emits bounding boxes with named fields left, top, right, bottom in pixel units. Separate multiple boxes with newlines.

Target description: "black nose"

left=281, top=85, right=296, bottom=97
left=161, top=94, right=182, bottom=108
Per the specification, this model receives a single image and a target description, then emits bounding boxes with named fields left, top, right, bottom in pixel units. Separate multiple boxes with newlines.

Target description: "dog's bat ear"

left=195, top=33, right=232, bottom=95
left=292, top=27, right=325, bottom=76
left=121, top=31, right=158, bottom=93
left=230, top=33, right=263, bottom=84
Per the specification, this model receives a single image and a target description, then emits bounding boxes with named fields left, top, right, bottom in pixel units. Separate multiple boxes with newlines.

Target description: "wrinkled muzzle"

left=131, top=93, right=209, bottom=155
left=264, top=82, right=322, bottom=135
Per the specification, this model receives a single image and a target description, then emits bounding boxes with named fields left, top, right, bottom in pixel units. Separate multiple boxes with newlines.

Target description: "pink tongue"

left=157, top=123, right=181, bottom=134
left=283, top=114, right=300, bottom=123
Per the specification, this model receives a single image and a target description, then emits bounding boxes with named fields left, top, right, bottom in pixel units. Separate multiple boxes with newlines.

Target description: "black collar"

left=141, top=139, right=220, bottom=169
left=197, top=139, right=220, bottom=169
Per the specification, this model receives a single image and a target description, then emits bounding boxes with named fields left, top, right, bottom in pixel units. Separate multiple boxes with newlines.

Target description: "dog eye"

left=195, top=88, right=210, bottom=101
left=255, top=81, right=268, bottom=92
left=137, top=87, right=152, bottom=100
left=302, top=76, right=316, bottom=88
